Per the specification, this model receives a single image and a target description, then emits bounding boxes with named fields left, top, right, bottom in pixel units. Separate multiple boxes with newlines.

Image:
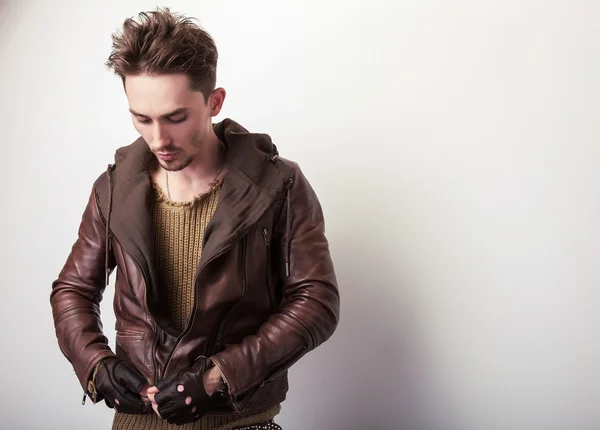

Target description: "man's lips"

left=157, top=152, right=180, bottom=161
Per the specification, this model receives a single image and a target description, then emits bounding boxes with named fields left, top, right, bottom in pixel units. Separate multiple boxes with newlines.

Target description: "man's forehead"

left=124, top=74, right=202, bottom=116
left=125, top=74, right=192, bottom=98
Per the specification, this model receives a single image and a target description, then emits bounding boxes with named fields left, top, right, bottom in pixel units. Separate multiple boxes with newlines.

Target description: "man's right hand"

left=94, top=357, right=150, bottom=414
left=148, top=358, right=213, bottom=424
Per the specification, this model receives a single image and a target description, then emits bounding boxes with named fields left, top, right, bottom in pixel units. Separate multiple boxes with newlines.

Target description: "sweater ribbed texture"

left=112, top=178, right=280, bottom=430
left=112, top=405, right=282, bottom=430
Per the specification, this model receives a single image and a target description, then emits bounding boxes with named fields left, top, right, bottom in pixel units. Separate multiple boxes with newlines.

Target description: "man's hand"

left=139, top=384, right=151, bottom=401
left=94, top=357, right=150, bottom=414
left=203, top=365, right=225, bottom=396
left=145, top=358, right=215, bottom=425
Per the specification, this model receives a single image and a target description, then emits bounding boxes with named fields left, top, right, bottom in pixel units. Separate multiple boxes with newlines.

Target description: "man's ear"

left=209, top=87, right=226, bottom=117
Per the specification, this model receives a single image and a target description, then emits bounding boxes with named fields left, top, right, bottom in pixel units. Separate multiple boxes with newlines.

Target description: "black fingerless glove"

left=93, top=357, right=149, bottom=414
left=154, top=357, right=213, bottom=425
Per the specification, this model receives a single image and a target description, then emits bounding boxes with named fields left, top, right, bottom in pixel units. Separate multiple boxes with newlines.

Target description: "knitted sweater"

left=111, top=178, right=280, bottom=430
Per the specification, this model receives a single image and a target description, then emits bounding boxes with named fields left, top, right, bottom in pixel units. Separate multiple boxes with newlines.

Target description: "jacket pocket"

left=116, top=329, right=145, bottom=344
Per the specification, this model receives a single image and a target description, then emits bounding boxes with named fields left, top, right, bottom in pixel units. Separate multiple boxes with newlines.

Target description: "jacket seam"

left=55, top=304, right=101, bottom=324
left=279, top=310, right=315, bottom=350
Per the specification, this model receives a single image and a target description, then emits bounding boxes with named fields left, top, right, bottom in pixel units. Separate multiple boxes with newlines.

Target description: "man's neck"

left=153, top=132, right=226, bottom=202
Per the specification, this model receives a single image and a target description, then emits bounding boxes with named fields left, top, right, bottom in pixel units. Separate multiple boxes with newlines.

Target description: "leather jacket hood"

left=50, top=118, right=340, bottom=413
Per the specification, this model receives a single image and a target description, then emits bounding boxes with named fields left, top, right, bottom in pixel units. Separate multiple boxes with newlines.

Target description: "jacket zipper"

left=159, top=236, right=245, bottom=380
left=262, top=228, right=275, bottom=307
left=106, top=233, right=113, bottom=286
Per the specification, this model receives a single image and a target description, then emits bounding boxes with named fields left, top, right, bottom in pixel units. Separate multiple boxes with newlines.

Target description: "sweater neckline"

left=150, top=175, right=223, bottom=208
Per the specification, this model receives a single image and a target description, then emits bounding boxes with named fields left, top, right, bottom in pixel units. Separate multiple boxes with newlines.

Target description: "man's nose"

left=152, top=124, right=171, bottom=148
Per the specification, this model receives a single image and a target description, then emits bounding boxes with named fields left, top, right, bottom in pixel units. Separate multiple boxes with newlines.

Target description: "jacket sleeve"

left=50, top=185, right=117, bottom=392
left=209, top=163, right=340, bottom=409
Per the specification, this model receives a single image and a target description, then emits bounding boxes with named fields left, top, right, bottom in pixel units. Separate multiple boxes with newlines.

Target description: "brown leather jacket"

left=50, top=118, right=340, bottom=413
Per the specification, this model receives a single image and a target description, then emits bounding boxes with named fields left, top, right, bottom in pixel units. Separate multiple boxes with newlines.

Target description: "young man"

left=50, top=8, right=339, bottom=430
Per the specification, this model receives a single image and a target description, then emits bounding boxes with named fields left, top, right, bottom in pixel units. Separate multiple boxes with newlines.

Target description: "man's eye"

left=136, top=117, right=151, bottom=124
left=168, top=116, right=187, bottom=124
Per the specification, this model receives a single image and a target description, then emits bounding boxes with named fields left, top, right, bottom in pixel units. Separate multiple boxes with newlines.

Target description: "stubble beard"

left=159, top=155, right=194, bottom=172
left=157, top=133, right=203, bottom=172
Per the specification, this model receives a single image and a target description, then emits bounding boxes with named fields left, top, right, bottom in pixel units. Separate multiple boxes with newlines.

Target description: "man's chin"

left=158, top=157, right=193, bottom=172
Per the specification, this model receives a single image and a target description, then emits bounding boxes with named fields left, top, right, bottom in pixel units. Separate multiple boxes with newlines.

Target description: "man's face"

left=124, top=73, right=223, bottom=172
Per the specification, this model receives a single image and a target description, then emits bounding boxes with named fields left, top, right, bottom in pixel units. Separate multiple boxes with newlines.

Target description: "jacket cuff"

left=86, top=361, right=102, bottom=403
left=80, top=351, right=115, bottom=397
left=208, top=355, right=261, bottom=412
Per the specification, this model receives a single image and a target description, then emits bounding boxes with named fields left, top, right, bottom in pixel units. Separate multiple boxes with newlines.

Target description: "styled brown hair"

left=105, top=7, right=218, bottom=100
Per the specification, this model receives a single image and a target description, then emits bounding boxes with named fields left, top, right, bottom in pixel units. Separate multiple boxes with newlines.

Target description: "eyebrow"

left=129, top=107, right=188, bottom=118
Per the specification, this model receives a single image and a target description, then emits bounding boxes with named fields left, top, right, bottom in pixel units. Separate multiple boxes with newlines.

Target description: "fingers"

left=147, top=386, right=158, bottom=401
left=146, top=386, right=161, bottom=418
left=151, top=400, right=162, bottom=418
left=139, top=384, right=151, bottom=399
left=203, top=366, right=223, bottom=396
left=139, top=385, right=153, bottom=414
left=147, top=390, right=157, bottom=406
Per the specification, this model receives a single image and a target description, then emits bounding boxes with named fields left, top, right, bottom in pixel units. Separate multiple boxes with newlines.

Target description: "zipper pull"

left=82, top=390, right=87, bottom=405
left=105, top=233, right=113, bottom=286
left=262, top=228, right=269, bottom=246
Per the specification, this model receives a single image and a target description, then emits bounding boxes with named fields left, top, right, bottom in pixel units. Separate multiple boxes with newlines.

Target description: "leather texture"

left=95, top=357, right=150, bottom=414
left=50, top=118, right=340, bottom=414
